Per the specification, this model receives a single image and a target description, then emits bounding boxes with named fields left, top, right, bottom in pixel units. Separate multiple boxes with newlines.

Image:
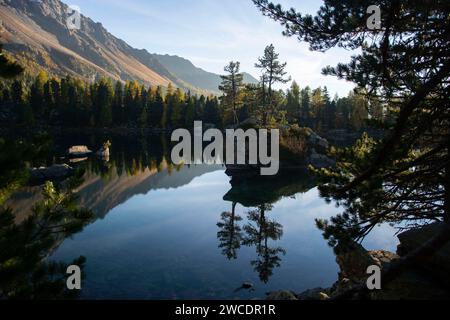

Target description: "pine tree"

left=255, top=44, right=290, bottom=126
left=195, top=95, right=206, bottom=121
left=95, top=78, right=113, bottom=127
left=311, top=88, right=325, bottom=130
left=11, top=80, right=33, bottom=125
left=348, top=91, right=369, bottom=131
left=149, top=86, right=165, bottom=129
left=219, top=61, right=244, bottom=126
left=138, top=84, right=148, bottom=128
left=170, top=88, right=184, bottom=128
left=124, top=80, right=139, bottom=125
left=286, top=81, right=300, bottom=123
left=112, top=81, right=124, bottom=126
left=254, top=0, right=450, bottom=295
left=30, top=71, right=49, bottom=119
left=184, top=95, right=196, bottom=128
left=43, top=79, right=55, bottom=121
left=300, top=86, right=311, bottom=125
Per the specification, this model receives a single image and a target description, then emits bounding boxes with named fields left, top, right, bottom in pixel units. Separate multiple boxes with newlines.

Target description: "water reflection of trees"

left=218, top=170, right=316, bottom=284
left=243, top=204, right=285, bottom=283
left=217, top=202, right=285, bottom=283
left=217, top=202, right=243, bottom=260
left=66, top=134, right=183, bottom=179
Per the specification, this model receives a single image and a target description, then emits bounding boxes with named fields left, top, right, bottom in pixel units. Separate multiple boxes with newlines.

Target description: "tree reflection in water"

left=217, top=202, right=243, bottom=260
left=242, top=204, right=285, bottom=284
left=218, top=169, right=316, bottom=284
left=217, top=201, right=286, bottom=284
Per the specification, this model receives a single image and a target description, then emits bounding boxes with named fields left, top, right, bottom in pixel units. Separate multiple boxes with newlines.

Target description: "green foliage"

left=0, top=45, right=24, bottom=79
left=219, top=61, right=244, bottom=126
left=0, top=73, right=223, bottom=129
left=0, top=181, right=93, bottom=299
left=254, top=0, right=450, bottom=251
left=0, top=134, right=52, bottom=205
left=254, top=44, right=290, bottom=126
left=0, top=55, right=374, bottom=132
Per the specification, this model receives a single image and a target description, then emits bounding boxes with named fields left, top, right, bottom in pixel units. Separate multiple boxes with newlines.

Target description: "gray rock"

left=308, top=131, right=329, bottom=150
left=334, top=243, right=399, bottom=283
left=297, top=288, right=330, bottom=300
left=241, top=282, right=253, bottom=290
left=30, top=164, right=74, bottom=181
left=266, top=290, right=298, bottom=300
left=308, top=148, right=336, bottom=168
left=68, top=145, right=92, bottom=157
left=397, top=222, right=450, bottom=287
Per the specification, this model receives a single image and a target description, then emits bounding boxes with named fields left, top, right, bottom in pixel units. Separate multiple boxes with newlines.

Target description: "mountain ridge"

left=0, top=0, right=258, bottom=95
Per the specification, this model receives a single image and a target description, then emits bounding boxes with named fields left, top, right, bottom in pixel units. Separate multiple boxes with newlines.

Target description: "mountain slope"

left=0, top=0, right=258, bottom=95
left=153, top=54, right=259, bottom=94
left=7, top=164, right=222, bottom=222
left=0, top=0, right=173, bottom=87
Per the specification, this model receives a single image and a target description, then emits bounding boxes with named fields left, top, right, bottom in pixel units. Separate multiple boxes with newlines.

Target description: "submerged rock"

left=241, top=282, right=254, bottom=290
left=297, top=288, right=330, bottom=300
left=234, top=282, right=255, bottom=293
left=266, top=290, right=298, bottom=300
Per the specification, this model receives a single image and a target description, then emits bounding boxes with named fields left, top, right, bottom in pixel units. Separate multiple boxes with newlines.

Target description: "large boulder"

left=328, top=241, right=449, bottom=299
left=67, top=145, right=92, bottom=157
left=308, top=148, right=335, bottom=168
left=30, top=164, right=74, bottom=182
left=334, top=243, right=393, bottom=283
left=308, top=131, right=329, bottom=151
left=397, top=222, right=450, bottom=287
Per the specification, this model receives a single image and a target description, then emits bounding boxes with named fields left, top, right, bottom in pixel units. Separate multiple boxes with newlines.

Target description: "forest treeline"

left=0, top=58, right=383, bottom=131
left=0, top=45, right=383, bottom=132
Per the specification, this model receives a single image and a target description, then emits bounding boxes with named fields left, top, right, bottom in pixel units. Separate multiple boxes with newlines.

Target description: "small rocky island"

left=225, top=125, right=335, bottom=184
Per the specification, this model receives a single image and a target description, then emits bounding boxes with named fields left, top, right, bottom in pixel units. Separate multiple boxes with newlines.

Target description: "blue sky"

left=69, top=0, right=356, bottom=96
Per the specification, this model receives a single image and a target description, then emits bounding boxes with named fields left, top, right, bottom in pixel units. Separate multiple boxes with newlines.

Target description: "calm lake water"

left=6, top=133, right=399, bottom=299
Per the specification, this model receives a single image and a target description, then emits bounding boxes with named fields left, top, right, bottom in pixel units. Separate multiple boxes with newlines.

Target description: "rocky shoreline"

left=267, top=222, right=450, bottom=300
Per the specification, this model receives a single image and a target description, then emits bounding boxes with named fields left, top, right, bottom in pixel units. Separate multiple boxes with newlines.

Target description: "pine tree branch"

left=338, top=61, right=450, bottom=194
